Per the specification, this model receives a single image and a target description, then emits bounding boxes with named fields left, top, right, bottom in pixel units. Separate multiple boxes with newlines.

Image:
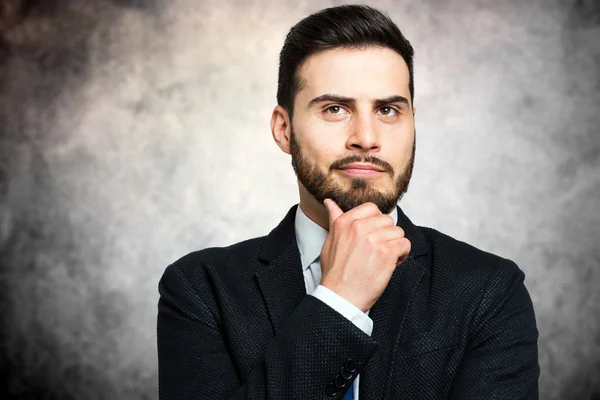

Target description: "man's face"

left=289, top=46, right=416, bottom=214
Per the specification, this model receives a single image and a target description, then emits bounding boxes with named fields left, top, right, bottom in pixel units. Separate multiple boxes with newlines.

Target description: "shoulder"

left=415, top=226, right=534, bottom=333
left=417, top=225, right=526, bottom=291
left=163, top=235, right=269, bottom=284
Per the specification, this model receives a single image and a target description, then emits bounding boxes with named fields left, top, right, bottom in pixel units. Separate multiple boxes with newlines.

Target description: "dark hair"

left=277, top=5, right=415, bottom=117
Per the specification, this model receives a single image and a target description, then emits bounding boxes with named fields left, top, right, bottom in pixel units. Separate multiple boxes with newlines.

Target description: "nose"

left=346, top=111, right=381, bottom=152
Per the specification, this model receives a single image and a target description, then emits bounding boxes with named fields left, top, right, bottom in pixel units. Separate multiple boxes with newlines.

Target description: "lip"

left=339, top=163, right=385, bottom=172
left=338, top=163, right=385, bottom=177
left=339, top=168, right=383, bottom=177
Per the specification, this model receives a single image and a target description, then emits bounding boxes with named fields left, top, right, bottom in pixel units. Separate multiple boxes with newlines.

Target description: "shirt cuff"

left=310, top=285, right=373, bottom=336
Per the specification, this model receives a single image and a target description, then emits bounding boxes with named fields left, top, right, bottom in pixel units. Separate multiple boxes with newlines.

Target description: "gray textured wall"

left=1, top=0, right=599, bottom=399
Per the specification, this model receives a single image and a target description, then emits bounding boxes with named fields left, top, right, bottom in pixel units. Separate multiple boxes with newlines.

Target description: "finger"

left=387, top=237, right=412, bottom=259
left=324, top=198, right=344, bottom=226
left=341, top=201, right=383, bottom=221
left=349, top=214, right=398, bottom=237
left=365, top=225, right=405, bottom=243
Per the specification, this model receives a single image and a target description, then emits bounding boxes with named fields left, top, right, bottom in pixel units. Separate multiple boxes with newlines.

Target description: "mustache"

left=330, top=156, right=393, bottom=173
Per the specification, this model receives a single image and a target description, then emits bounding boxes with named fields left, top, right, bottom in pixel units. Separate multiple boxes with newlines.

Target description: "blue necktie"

left=343, top=382, right=354, bottom=400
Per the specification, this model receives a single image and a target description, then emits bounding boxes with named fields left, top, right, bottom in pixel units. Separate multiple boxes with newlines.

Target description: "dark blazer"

left=157, top=204, right=539, bottom=399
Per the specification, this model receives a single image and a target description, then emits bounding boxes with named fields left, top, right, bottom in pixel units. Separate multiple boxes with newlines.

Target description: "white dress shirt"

left=294, top=203, right=399, bottom=400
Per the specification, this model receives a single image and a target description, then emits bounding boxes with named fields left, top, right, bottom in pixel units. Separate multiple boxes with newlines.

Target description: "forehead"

left=296, top=46, right=411, bottom=104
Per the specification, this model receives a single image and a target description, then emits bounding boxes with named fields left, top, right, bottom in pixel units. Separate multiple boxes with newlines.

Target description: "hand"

left=319, top=198, right=411, bottom=313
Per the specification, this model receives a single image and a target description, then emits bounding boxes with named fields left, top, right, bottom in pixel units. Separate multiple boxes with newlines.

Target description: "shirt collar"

left=294, top=203, right=399, bottom=271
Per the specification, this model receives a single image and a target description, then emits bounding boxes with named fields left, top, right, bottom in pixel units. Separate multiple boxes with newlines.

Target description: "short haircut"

left=277, top=4, right=415, bottom=117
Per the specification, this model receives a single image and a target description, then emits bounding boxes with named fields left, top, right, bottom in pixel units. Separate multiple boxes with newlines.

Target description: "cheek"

left=297, top=117, right=361, bottom=167
left=297, top=129, right=337, bottom=163
left=387, top=136, right=413, bottom=171
left=303, top=144, right=338, bottom=173
left=387, top=124, right=414, bottom=149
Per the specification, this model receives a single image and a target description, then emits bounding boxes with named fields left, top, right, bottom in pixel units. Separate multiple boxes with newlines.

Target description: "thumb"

left=324, top=198, right=343, bottom=226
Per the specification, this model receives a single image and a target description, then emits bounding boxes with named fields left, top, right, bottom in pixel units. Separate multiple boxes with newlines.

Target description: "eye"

left=378, top=106, right=399, bottom=116
left=325, top=105, right=347, bottom=114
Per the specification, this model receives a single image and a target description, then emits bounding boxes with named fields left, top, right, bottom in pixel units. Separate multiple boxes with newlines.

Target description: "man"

left=157, top=5, right=539, bottom=399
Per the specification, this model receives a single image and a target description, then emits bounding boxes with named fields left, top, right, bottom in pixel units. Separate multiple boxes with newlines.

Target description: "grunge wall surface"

left=1, top=0, right=599, bottom=398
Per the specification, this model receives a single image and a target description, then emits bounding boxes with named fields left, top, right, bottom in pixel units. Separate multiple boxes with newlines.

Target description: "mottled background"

left=0, top=0, right=598, bottom=398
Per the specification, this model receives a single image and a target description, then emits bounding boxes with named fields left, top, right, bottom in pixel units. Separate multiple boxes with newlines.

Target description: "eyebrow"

left=307, top=94, right=410, bottom=109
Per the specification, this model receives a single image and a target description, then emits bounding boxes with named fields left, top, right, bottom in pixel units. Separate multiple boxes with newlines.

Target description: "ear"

left=271, top=105, right=292, bottom=155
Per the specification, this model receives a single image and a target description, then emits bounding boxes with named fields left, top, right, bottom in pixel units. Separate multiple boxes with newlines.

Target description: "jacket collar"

left=255, top=203, right=429, bottom=399
left=256, top=203, right=428, bottom=333
left=294, top=204, right=401, bottom=272
left=259, top=203, right=427, bottom=265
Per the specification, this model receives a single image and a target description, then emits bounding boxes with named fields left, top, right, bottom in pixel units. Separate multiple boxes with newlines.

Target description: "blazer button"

left=326, top=381, right=339, bottom=397
left=343, top=359, right=357, bottom=373
left=334, top=374, right=348, bottom=388
left=340, top=366, right=353, bottom=380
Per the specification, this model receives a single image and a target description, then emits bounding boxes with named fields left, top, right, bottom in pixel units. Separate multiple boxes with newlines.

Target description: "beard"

left=289, top=125, right=416, bottom=214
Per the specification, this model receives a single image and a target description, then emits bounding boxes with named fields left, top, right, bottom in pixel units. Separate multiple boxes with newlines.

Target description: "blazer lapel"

left=359, top=205, right=429, bottom=400
left=254, top=203, right=430, bottom=400
left=255, top=204, right=307, bottom=336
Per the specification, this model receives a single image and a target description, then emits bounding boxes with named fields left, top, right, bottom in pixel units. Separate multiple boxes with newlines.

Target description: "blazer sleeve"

left=157, top=263, right=379, bottom=400
left=449, top=260, right=540, bottom=399
left=311, top=284, right=373, bottom=336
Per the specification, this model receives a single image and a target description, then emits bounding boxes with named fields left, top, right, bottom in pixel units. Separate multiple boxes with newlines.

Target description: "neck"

left=297, top=182, right=330, bottom=231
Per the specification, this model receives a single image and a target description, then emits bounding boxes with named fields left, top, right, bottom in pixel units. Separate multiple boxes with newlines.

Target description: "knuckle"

left=376, top=243, right=390, bottom=256
left=365, top=232, right=378, bottom=246
left=351, top=219, right=365, bottom=232
left=398, top=239, right=411, bottom=254
left=332, top=217, right=344, bottom=230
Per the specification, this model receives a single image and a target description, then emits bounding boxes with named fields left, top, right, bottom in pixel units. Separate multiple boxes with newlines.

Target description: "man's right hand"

left=319, top=198, right=412, bottom=313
